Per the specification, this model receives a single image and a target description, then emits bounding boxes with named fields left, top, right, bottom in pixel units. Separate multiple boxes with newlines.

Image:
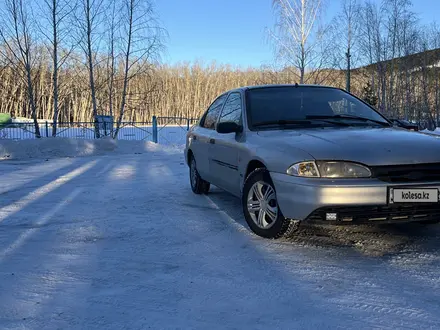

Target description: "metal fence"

left=0, top=116, right=199, bottom=145
left=3, top=116, right=436, bottom=143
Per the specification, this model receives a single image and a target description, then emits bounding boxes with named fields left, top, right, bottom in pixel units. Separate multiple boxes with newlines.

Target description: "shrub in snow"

left=0, top=113, right=12, bottom=126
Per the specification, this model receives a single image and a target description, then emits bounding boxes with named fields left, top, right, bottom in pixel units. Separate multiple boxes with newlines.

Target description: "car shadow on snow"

left=206, top=186, right=440, bottom=257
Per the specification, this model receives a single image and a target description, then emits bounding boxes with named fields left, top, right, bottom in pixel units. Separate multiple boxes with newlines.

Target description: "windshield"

left=245, top=86, right=390, bottom=129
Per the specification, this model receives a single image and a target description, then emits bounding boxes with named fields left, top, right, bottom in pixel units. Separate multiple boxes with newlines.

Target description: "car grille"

left=307, top=204, right=440, bottom=223
left=371, top=163, right=440, bottom=183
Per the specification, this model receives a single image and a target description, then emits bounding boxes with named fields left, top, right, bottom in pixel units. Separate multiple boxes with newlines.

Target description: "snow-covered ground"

left=1, top=142, right=440, bottom=329
left=0, top=138, right=182, bottom=161
left=421, top=128, right=440, bottom=135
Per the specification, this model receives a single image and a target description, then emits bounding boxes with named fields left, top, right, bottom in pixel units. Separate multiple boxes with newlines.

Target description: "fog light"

left=326, top=213, right=337, bottom=221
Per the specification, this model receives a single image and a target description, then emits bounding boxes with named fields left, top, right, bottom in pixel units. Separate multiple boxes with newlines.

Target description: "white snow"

left=0, top=142, right=440, bottom=329
left=0, top=137, right=182, bottom=160
left=421, top=128, right=440, bottom=135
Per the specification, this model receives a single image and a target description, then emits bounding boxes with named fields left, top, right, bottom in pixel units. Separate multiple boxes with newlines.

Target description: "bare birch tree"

left=39, top=0, right=77, bottom=136
left=112, top=0, right=165, bottom=139
left=383, top=0, right=414, bottom=117
left=0, top=0, right=41, bottom=137
left=76, top=0, right=106, bottom=137
left=105, top=0, right=118, bottom=120
left=358, top=0, right=421, bottom=118
left=359, top=1, right=388, bottom=113
left=270, top=0, right=325, bottom=84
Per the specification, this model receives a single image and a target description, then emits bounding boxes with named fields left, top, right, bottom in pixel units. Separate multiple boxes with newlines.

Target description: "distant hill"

left=354, top=48, right=440, bottom=72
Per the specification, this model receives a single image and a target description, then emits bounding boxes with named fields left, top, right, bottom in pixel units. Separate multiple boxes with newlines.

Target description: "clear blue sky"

left=155, top=0, right=438, bottom=68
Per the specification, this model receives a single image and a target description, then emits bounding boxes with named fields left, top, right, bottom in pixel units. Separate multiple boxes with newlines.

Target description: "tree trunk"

left=113, top=0, right=134, bottom=139
left=346, top=46, right=351, bottom=92
left=86, top=0, right=100, bottom=138
left=52, top=0, right=59, bottom=136
left=26, top=62, right=41, bottom=138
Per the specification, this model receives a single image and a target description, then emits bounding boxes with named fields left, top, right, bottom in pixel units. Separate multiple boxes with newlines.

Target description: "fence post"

left=104, top=121, right=107, bottom=136
left=152, top=115, right=158, bottom=143
left=45, top=121, right=49, bottom=137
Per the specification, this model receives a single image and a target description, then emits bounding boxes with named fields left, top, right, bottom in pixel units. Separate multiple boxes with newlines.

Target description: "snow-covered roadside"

left=421, top=128, right=440, bottom=135
left=0, top=137, right=183, bottom=160
left=0, top=144, right=440, bottom=329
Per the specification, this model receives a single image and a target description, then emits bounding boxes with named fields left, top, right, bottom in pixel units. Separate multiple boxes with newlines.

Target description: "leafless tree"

left=357, top=0, right=422, bottom=118
left=358, top=0, right=389, bottom=113
left=335, top=0, right=361, bottom=92
left=1, top=0, right=440, bottom=132
left=382, top=0, right=414, bottom=117
left=269, top=0, right=326, bottom=84
left=105, top=0, right=118, bottom=120
left=76, top=0, right=106, bottom=137
left=112, top=0, right=165, bottom=139
left=38, top=0, right=77, bottom=136
left=0, top=0, right=41, bottom=137
left=429, top=23, right=440, bottom=124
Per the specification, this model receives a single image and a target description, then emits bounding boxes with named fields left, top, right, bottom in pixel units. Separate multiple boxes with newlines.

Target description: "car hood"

left=256, top=127, right=440, bottom=166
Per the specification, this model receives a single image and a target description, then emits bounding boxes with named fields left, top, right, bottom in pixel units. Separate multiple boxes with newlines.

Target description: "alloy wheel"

left=246, top=181, right=278, bottom=229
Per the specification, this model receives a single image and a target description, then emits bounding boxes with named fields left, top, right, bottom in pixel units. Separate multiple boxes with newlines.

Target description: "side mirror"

left=216, top=121, right=243, bottom=134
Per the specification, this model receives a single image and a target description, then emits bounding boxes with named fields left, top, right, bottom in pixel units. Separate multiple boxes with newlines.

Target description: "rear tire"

left=189, top=155, right=210, bottom=194
left=242, top=168, right=298, bottom=239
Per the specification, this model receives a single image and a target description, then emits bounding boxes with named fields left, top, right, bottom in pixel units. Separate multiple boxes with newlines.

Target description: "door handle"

left=209, top=138, right=215, bottom=144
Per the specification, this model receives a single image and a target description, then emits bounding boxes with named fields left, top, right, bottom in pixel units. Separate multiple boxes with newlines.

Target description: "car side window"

left=218, top=93, right=242, bottom=125
left=202, top=94, right=227, bottom=129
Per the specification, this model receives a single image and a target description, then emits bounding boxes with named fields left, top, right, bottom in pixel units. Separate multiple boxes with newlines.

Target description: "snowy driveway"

left=1, top=148, right=440, bottom=330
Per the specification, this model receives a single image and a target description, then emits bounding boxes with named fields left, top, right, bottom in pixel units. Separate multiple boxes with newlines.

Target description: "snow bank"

left=421, top=128, right=440, bottom=135
left=0, top=137, right=183, bottom=160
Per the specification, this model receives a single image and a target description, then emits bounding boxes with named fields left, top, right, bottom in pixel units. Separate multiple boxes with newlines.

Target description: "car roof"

left=227, top=84, right=341, bottom=93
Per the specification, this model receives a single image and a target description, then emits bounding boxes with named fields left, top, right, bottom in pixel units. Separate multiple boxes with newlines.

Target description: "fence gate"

left=154, top=116, right=198, bottom=145
left=114, top=121, right=152, bottom=140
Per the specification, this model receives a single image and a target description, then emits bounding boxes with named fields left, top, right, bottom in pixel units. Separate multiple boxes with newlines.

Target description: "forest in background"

left=1, top=0, right=440, bottom=137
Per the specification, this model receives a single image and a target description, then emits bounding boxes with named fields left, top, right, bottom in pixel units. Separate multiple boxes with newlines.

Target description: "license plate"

left=390, top=188, right=439, bottom=203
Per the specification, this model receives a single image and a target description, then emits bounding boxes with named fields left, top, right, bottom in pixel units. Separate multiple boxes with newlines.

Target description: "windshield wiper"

left=309, top=119, right=351, bottom=126
left=306, top=114, right=390, bottom=126
left=253, top=118, right=351, bottom=128
left=253, top=119, right=312, bottom=127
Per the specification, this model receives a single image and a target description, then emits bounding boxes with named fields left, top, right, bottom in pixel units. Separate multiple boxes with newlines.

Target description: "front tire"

left=189, top=155, right=210, bottom=194
left=242, top=168, right=297, bottom=239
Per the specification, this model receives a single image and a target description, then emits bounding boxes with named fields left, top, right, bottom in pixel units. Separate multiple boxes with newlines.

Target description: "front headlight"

left=287, top=161, right=371, bottom=178
left=287, top=161, right=320, bottom=177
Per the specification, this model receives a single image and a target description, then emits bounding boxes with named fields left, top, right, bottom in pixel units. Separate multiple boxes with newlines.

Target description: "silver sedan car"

left=184, top=84, right=440, bottom=239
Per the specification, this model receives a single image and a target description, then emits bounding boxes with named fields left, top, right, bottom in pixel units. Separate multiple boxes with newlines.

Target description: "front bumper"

left=270, top=172, right=440, bottom=224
